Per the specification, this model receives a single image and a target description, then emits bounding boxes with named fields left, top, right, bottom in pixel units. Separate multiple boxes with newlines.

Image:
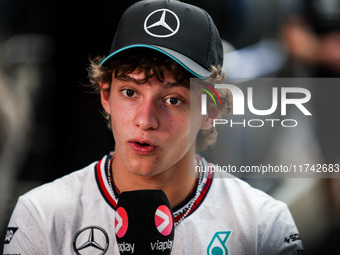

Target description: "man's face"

left=101, top=68, right=208, bottom=177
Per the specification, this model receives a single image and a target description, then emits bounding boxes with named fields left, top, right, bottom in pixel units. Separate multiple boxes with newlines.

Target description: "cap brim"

left=100, top=44, right=211, bottom=79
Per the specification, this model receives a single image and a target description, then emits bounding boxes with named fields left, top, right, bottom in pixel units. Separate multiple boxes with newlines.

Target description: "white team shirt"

left=3, top=153, right=304, bottom=254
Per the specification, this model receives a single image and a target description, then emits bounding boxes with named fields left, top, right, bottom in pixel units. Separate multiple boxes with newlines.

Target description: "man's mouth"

left=129, top=141, right=157, bottom=154
left=135, top=142, right=151, bottom=147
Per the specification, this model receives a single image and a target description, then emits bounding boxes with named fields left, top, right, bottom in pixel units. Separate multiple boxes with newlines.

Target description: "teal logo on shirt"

left=207, top=231, right=231, bottom=255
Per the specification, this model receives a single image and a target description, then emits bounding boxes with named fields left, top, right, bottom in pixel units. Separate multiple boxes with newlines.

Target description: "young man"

left=4, top=0, right=304, bottom=254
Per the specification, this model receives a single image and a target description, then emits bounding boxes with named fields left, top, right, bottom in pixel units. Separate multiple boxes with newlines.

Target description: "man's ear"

left=200, top=105, right=222, bottom=130
left=100, top=82, right=111, bottom=114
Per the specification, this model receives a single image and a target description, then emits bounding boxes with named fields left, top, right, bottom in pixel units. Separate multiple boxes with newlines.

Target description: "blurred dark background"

left=1, top=0, right=340, bottom=254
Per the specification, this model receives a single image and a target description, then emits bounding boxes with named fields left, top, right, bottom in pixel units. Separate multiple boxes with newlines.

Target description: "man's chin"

left=126, top=163, right=167, bottom=178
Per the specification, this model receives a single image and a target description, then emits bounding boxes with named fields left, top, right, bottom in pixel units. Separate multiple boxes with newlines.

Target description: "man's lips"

left=129, top=140, right=158, bottom=154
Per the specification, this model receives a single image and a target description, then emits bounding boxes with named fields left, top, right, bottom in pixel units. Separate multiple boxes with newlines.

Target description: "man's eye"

left=165, top=97, right=182, bottom=106
left=122, top=89, right=136, bottom=97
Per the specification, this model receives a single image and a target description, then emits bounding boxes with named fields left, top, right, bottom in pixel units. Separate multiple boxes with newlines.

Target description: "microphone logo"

left=115, top=207, right=129, bottom=238
left=154, top=205, right=173, bottom=236
left=207, top=231, right=231, bottom=255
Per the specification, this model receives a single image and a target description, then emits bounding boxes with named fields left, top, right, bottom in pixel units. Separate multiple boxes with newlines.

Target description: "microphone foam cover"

left=115, top=189, right=175, bottom=254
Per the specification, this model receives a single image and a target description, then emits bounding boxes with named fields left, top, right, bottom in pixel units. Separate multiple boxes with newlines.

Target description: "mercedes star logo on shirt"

left=73, top=226, right=109, bottom=255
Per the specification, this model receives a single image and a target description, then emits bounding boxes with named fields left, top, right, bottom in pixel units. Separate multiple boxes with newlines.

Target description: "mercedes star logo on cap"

left=144, top=9, right=180, bottom=38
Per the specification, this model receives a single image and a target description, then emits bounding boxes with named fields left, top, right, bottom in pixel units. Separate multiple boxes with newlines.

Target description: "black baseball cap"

left=100, top=0, right=223, bottom=78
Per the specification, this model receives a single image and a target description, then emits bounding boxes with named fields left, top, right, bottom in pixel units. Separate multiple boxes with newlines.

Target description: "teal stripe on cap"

left=100, top=44, right=205, bottom=79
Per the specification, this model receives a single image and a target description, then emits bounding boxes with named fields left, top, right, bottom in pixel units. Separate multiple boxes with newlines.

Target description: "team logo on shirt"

left=207, top=231, right=231, bottom=255
left=284, top=233, right=301, bottom=244
left=73, top=226, right=109, bottom=255
left=4, top=227, right=18, bottom=244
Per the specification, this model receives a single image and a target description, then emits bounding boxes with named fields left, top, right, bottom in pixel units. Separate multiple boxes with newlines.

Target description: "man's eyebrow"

left=114, top=76, right=189, bottom=88
left=163, top=81, right=189, bottom=89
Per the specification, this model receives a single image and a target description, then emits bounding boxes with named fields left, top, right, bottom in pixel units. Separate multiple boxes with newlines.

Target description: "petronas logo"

left=207, top=231, right=231, bottom=255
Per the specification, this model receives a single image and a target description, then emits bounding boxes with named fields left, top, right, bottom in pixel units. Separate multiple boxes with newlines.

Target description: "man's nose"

left=134, top=98, right=159, bottom=130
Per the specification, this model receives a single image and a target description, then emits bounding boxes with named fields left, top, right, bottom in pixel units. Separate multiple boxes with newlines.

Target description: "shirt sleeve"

left=3, top=196, right=49, bottom=255
left=257, top=201, right=304, bottom=255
